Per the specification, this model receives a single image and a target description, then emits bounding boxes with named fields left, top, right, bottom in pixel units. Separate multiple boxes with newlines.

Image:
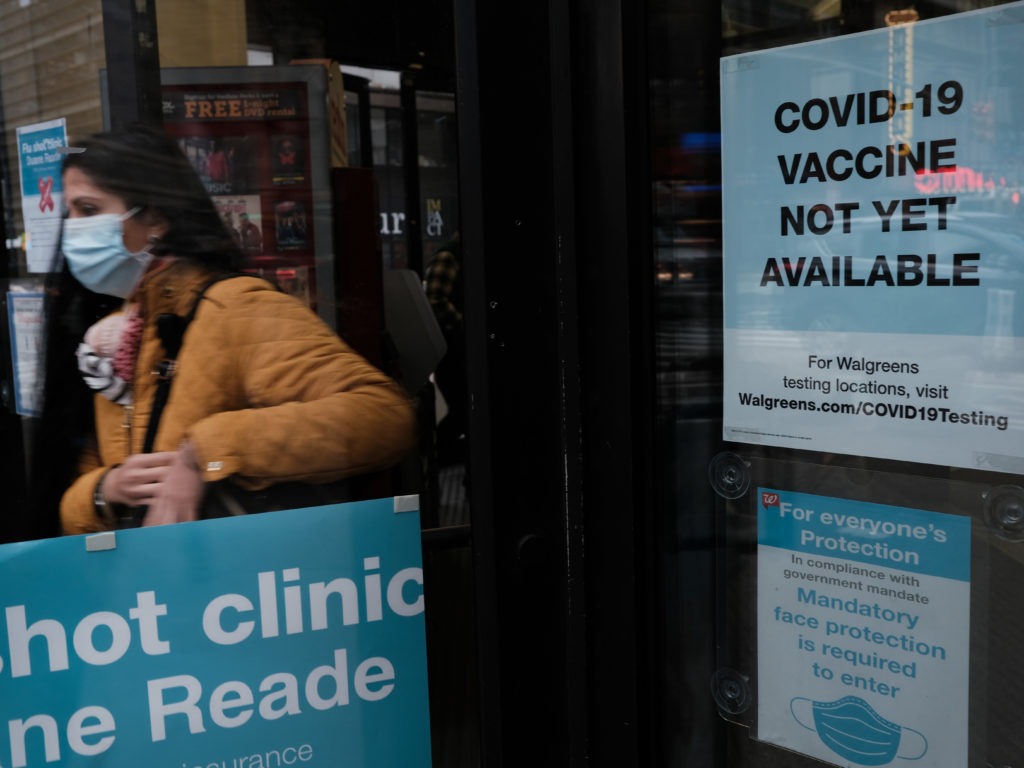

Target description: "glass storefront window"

left=0, top=4, right=471, bottom=765
left=651, top=0, right=1024, bottom=765
left=369, top=91, right=459, bottom=270
left=1, top=2, right=109, bottom=276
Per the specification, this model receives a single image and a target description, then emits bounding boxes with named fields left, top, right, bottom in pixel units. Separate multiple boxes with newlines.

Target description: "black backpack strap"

left=142, top=273, right=246, bottom=453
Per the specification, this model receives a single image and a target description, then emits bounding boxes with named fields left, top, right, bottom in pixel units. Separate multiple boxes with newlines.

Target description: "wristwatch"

left=93, top=470, right=116, bottom=526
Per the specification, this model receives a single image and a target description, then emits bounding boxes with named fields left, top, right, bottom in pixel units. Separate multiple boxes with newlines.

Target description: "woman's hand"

left=142, top=442, right=205, bottom=527
left=102, top=452, right=177, bottom=507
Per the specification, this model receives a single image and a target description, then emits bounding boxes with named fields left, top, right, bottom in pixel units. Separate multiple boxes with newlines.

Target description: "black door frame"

left=454, top=0, right=653, bottom=763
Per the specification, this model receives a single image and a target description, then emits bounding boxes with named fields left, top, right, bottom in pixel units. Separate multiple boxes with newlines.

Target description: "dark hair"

left=22, top=267, right=121, bottom=539
left=62, top=122, right=244, bottom=270
left=23, top=123, right=245, bottom=538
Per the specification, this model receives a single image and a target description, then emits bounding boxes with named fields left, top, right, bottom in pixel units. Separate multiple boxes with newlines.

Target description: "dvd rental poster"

left=153, top=66, right=332, bottom=319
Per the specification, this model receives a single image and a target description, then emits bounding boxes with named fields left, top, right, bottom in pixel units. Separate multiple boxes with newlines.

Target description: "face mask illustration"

left=62, top=207, right=153, bottom=298
left=791, top=695, right=928, bottom=765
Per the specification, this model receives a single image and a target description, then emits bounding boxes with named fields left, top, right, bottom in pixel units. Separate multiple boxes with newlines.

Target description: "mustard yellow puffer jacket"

left=60, top=260, right=416, bottom=534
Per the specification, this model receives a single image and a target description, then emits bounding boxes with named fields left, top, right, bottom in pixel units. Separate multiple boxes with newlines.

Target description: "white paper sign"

left=17, top=118, right=67, bottom=273
left=721, top=4, right=1024, bottom=471
left=7, top=292, right=44, bottom=416
left=756, top=488, right=971, bottom=767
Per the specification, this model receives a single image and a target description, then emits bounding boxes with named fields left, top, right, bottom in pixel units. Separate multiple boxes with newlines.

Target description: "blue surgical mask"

left=806, top=695, right=927, bottom=765
left=62, top=207, right=154, bottom=298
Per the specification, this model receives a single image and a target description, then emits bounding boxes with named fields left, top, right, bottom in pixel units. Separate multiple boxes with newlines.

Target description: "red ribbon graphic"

left=38, top=176, right=54, bottom=212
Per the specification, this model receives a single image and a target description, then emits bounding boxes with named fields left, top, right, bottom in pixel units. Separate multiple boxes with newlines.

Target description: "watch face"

left=94, top=476, right=112, bottom=523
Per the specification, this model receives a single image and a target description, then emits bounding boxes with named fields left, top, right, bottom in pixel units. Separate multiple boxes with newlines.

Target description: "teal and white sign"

left=16, top=118, right=67, bottom=273
left=756, top=488, right=971, bottom=767
left=0, top=497, right=431, bottom=768
left=7, top=292, right=44, bottom=417
left=721, top=4, right=1024, bottom=471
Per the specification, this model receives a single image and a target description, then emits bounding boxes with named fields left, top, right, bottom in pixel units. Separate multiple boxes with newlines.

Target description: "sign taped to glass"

left=720, top=3, right=1024, bottom=471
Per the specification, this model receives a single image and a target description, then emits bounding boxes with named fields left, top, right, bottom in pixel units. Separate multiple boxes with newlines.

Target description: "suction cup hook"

left=984, top=485, right=1024, bottom=542
left=708, top=452, right=750, bottom=499
left=711, top=667, right=752, bottom=715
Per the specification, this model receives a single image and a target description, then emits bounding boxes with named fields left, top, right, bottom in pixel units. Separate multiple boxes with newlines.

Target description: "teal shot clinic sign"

left=0, top=497, right=431, bottom=768
left=721, top=4, right=1024, bottom=472
left=756, top=488, right=971, bottom=767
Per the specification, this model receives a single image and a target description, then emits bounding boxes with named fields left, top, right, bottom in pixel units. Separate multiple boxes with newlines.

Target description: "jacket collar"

left=136, top=259, right=221, bottom=319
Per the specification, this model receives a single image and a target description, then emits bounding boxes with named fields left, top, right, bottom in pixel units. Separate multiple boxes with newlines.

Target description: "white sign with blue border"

left=0, top=497, right=431, bottom=768
left=756, top=488, right=970, bottom=767
left=7, top=292, right=44, bottom=417
left=721, top=4, right=1024, bottom=471
left=16, top=118, right=67, bottom=273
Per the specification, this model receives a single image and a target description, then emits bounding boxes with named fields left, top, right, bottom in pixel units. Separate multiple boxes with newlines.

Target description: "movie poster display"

left=101, top=66, right=332, bottom=323
left=720, top=4, right=1024, bottom=471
